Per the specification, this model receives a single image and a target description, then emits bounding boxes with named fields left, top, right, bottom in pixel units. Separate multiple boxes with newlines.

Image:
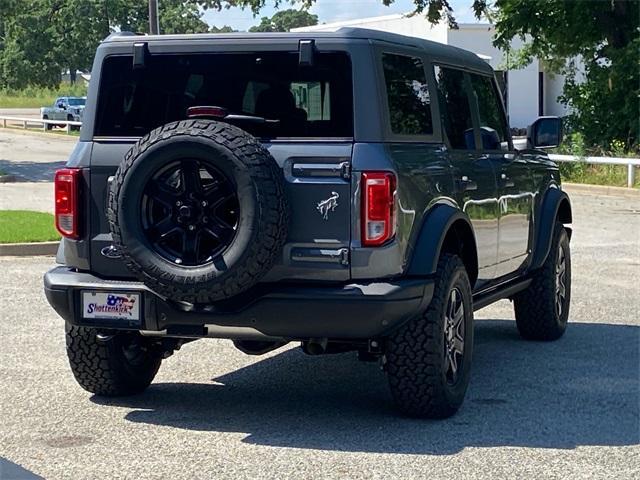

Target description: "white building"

left=293, top=13, right=570, bottom=128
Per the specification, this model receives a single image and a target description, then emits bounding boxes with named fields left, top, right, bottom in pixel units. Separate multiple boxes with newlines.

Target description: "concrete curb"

left=0, top=241, right=59, bottom=256
left=563, top=182, right=640, bottom=198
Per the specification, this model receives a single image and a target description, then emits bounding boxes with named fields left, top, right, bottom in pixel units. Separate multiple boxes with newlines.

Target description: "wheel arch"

left=407, top=205, right=479, bottom=288
left=530, top=187, right=572, bottom=271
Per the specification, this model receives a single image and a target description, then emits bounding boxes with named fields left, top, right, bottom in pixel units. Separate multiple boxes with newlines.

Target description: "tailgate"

left=88, top=141, right=353, bottom=282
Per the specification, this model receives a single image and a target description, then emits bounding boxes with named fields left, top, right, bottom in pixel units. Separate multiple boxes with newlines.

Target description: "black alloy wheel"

left=141, top=158, right=240, bottom=267
left=444, top=286, right=465, bottom=386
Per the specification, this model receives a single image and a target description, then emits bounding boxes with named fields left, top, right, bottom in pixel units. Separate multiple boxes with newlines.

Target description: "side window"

left=382, top=53, right=433, bottom=136
left=469, top=74, right=509, bottom=150
left=434, top=66, right=475, bottom=149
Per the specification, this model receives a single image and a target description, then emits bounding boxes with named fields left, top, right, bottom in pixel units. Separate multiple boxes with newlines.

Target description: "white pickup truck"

left=41, top=96, right=85, bottom=129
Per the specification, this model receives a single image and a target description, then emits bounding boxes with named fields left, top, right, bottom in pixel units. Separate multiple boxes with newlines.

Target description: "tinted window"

left=382, top=53, right=433, bottom=135
left=434, top=66, right=475, bottom=149
left=68, top=98, right=85, bottom=106
left=95, top=52, right=353, bottom=138
left=469, top=74, right=509, bottom=150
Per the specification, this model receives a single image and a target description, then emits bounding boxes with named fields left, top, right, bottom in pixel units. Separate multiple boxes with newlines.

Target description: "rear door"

left=88, top=45, right=354, bottom=282
left=467, top=73, right=534, bottom=277
left=433, top=65, right=500, bottom=286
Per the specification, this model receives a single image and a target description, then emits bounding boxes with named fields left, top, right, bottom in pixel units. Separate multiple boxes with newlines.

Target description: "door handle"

left=457, top=175, right=478, bottom=192
left=500, top=173, right=515, bottom=188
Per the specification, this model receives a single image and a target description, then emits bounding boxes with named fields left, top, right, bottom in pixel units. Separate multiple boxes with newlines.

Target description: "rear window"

left=94, top=52, right=353, bottom=139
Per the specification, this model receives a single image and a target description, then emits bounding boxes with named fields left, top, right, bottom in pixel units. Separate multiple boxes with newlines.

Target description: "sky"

left=202, top=0, right=481, bottom=31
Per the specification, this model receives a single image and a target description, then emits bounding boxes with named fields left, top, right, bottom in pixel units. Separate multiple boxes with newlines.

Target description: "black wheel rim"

left=141, top=158, right=239, bottom=267
left=555, top=243, right=567, bottom=318
left=444, top=287, right=465, bottom=385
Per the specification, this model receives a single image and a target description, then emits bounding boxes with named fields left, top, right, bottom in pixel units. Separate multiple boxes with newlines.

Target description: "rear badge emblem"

left=317, top=192, right=339, bottom=220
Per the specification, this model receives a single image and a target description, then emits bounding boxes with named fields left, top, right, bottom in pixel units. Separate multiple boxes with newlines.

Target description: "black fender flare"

left=529, top=187, right=572, bottom=271
left=407, top=204, right=478, bottom=284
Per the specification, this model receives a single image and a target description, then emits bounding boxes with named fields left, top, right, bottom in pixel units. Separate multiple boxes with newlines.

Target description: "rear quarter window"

left=381, top=53, right=433, bottom=136
left=94, top=51, right=353, bottom=139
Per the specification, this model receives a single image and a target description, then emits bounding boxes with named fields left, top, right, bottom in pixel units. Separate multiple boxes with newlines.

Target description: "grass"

left=0, top=211, right=60, bottom=243
left=559, top=162, right=639, bottom=188
left=0, top=83, right=88, bottom=108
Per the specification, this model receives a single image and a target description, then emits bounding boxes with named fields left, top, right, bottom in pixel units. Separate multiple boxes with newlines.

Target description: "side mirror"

left=527, top=116, right=562, bottom=149
left=479, top=126, right=500, bottom=150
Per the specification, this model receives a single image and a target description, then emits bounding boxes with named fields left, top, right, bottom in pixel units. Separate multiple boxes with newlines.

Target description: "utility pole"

left=149, top=0, right=160, bottom=34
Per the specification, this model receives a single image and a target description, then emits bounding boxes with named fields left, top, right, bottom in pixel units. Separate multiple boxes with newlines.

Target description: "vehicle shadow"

left=92, top=320, right=640, bottom=454
left=0, top=160, right=66, bottom=182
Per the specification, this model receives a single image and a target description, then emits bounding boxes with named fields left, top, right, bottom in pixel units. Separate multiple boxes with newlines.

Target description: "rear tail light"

left=54, top=168, right=82, bottom=239
left=361, top=171, right=396, bottom=247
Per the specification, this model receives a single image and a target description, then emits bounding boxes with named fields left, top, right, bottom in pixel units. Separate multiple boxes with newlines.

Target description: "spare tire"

left=107, top=119, right=287, bottom=304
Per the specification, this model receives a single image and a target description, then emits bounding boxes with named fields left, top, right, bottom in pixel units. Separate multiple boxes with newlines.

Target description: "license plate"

left=82, top=291, right=141, bottom=322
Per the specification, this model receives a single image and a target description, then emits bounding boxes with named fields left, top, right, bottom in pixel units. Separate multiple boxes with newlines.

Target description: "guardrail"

left=513, top=137, right=638, bottom=187
left=0, top=115, right=82, bottom=134
left=548, top=154, right=639, bottom=188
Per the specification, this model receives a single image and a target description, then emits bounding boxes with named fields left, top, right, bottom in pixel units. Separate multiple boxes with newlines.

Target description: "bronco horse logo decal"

left=316, top=192, right=339, bottom=220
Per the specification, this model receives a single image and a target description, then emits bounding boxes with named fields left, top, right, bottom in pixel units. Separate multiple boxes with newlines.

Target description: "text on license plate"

left=82, top=291, right=140, bottom=321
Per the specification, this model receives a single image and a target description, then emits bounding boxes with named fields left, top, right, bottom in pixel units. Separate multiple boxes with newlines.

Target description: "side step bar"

left=472, top=278, right=531, bottom=311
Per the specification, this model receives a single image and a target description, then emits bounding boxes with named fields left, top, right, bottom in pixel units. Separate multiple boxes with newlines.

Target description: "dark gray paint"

left=57, top=27, right=569, bottom=305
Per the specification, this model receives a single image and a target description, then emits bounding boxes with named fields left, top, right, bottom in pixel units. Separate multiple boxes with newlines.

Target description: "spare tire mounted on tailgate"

left=108, top=119, right=288, bottom=304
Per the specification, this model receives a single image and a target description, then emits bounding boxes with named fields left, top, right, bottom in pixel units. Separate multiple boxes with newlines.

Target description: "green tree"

left=249, top=9, right=318, bottom=32
left=0, top=0, right=219, bottom=87
left=0, top=2, right=60, bottom=88
left=487, top=0, right=639, bottom=151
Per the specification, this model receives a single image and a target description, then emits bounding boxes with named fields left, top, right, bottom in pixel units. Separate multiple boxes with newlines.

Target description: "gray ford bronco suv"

left=44, top=28, right=572, bottom=418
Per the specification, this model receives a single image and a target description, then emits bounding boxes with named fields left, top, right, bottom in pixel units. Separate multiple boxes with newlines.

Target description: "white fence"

left=1, top=115, right=638, bottom=187
left=0, top=115, right=82, bottom=134
left=548, top=154, right=639, bottom=188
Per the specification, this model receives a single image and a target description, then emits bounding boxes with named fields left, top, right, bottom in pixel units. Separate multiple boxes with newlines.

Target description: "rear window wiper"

left=186, top=106, right=280, bottom=125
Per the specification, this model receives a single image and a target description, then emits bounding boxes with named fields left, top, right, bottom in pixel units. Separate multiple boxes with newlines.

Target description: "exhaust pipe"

left=302, top=338, right=328, bottom=355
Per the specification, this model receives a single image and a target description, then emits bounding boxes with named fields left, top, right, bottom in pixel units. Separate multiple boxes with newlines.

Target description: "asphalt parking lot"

left=1, top=189, right=639, bottom=480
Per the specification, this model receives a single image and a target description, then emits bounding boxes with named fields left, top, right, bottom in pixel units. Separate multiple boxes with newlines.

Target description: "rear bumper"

left=44, top=267, right=433, bottom=340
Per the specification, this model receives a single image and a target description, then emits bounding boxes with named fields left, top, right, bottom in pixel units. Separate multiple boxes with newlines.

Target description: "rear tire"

left=385, top=254, right=474, bottom=418
left=65, top=325, right=161, bottom=396
left=514, top=222, right=571, bottom=341
left=43, top=116, right=52, bottom=130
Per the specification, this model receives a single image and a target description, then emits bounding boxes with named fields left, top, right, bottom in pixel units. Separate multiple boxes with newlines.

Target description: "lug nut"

left=176, top=200, right=182, bottom=207
left=201, top=200, right=208, bottom=207
left=188, top=225, right=195, bottom=231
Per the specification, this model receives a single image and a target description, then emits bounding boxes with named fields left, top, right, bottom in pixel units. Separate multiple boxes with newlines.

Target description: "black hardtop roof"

left=103, top=27, right=492, bottom=74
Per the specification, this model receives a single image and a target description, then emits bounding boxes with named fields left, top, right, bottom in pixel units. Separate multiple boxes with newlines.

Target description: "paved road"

left=0, top=130, right=75, bottom=212
left=0, top=129, right=75, bottom=182
left=0, top=108, right=40, bottom=119
left=0, top=189, right=638, bottom=479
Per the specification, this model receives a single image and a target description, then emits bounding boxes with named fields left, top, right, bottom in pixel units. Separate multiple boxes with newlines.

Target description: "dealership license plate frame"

left=81, top=290, right=142, bottom=328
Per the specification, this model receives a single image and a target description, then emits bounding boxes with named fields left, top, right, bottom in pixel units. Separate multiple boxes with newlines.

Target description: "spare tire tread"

left=108, top=120, right=288, bottom=304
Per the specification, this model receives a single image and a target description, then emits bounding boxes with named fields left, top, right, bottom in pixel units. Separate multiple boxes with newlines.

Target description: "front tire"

left=65, top=325, right=161, bottom=396
left=514, top=222, right=571, bottom=341
left=385, top=254, right=474, bottom=418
